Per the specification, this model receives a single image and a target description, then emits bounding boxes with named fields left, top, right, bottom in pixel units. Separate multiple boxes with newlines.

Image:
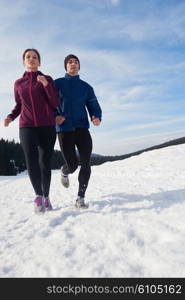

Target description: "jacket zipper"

left=29, top=72, right=38, bottom=126
left=46, top=103, right=49, bottom=117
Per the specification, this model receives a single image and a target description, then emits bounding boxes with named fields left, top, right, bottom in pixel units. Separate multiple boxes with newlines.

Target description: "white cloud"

left=111, top=0, right=120, bottom=6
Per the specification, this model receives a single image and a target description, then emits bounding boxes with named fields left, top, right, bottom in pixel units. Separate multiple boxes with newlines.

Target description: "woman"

left=4, top=48, right=59, bottom=214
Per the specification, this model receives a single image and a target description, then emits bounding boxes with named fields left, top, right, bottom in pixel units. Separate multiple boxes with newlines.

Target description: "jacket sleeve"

left=43, top=76, right=60, bottom=109
left=7, top=82, right=21, bottom=121
left=53, top=79, right=65, bottom=117
left=86, top=86, right=102, bottom=121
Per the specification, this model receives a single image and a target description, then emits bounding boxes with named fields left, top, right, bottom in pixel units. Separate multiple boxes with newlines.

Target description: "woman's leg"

left=19, top=127, right=42, bottom=196
left=37, top=126, right=56, bottom=197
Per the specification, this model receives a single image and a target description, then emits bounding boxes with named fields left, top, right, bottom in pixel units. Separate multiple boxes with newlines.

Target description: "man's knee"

left=69, top=162, right=78, bottom=173
left=64, top=161, right=78, bottom=174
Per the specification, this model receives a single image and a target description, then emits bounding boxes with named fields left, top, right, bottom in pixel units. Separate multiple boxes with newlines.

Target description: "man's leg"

left=76, top=128, right=93, bottom=200
left=58, top=131, right=79, bottom=187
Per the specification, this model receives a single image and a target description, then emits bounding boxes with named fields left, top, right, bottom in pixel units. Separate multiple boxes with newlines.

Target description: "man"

left=55, top=54, right=102, bottom=208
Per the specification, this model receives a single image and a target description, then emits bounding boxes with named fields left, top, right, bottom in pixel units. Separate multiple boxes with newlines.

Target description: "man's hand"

left=55, top=116, right=65, bottom=124
left=92, top=116, right=101, bottom=126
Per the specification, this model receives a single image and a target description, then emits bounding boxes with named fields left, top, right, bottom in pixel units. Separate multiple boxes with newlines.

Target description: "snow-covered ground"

left=1, top=144, right=185, bottom=278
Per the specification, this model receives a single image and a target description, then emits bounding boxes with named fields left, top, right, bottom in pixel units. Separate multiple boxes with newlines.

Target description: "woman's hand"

left=4, top=117, right=12, bottom=127
left=37, top=75, right=48, bottom=87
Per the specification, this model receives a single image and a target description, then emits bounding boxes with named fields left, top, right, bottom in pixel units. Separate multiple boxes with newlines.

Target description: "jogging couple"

left=4, top=49, right=102, bottom=214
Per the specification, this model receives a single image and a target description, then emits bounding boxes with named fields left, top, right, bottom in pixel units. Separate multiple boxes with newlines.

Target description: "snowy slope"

left=1, top=144, right=185, bottom=277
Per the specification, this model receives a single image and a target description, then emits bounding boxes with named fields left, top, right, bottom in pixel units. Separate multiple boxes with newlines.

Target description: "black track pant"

left=19, top=126, right=56, bottom=197
left=58, top=128, right=93, bottom=197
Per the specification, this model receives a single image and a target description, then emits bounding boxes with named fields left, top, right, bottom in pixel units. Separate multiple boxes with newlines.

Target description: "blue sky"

left=1, top=0, right=185, bottom=155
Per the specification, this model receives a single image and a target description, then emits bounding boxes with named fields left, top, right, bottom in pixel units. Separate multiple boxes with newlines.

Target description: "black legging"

left=19, top=126, right=56, bottom=197
left=58, top=128, right=93, bottom=197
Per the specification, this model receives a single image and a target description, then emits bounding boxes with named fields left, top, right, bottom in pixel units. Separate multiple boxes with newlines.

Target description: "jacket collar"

left=65, top=73, right=79, bottom=80
left=23, top=70, right=43, bottom=78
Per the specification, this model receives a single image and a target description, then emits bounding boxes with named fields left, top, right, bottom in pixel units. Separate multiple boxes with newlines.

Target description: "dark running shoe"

left=75, top=196, right=89, bottom=209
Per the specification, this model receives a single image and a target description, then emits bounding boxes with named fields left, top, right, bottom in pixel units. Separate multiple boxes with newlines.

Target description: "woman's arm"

left=37, top=75, right=60, bottom=109
left=4, top=82, right=22, bottom=125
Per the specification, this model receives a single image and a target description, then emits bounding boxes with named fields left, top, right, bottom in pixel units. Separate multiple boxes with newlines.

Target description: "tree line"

left=0, top=138, right=104, bottom=176
left=0, top=138, right=64, bottom=175
left=1, top=136, right=185, bottom=176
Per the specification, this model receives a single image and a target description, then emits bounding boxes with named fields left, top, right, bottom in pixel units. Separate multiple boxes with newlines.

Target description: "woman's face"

left=23, top=50, right=40, bottom=71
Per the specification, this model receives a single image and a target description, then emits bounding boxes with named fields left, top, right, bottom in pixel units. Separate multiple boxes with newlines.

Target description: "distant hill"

left=90, top=136, right=185, bottom=165
left=91, top=153, right=103, bottom=157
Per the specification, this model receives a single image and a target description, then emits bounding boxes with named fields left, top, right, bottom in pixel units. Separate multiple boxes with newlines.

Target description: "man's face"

left=66, top=58, right=79, bottom=76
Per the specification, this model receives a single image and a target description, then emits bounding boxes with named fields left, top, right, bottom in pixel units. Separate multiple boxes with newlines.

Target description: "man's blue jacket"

left=54, top=73, right=102, bottom=132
